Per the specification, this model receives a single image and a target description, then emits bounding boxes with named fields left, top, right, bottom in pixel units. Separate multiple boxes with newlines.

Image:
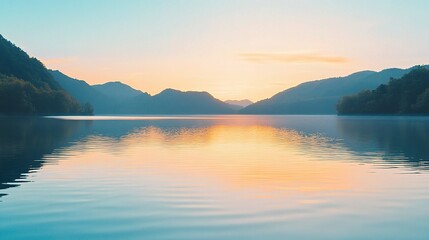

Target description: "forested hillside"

left=337, top=68, right=429, bottom=115
left=0, top=34, right=91, bottom=115
left=240, top=67, right=424, bottom=114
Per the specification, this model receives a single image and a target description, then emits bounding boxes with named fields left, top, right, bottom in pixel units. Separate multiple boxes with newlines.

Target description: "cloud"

left=239, top=52, right=349, bottom=64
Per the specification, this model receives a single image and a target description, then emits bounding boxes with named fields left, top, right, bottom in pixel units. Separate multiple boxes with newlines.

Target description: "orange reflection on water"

left=41, top=123, right=369, bottom=200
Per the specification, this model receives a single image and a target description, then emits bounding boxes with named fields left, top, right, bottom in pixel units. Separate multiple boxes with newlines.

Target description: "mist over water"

left=1, top=115, right=429, bottom=239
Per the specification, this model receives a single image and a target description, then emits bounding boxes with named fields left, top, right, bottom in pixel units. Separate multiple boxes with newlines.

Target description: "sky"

left=1, top=0, right=429, bottom=101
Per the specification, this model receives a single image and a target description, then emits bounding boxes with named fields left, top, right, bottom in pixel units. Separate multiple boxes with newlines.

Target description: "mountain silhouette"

left=49, top=70, right=104, bottom=105
left=50, top=71, right=236, bottom=114
left=134, top=88, right=235, bottom=114
left=93, top=81, right=147, bottom=99
left=225, top=99, right=253, bottom=107
left=240, top=66, right=428, bottom=114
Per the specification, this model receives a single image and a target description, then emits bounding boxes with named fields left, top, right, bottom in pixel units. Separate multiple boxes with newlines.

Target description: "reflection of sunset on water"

left=42, top=124, right=369, bottom=198
left=2, top=116, right=429, bottom=239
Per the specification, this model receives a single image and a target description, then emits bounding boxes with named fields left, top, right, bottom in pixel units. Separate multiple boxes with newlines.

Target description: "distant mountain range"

left=225, top=99, right=253, bottom=107
left=92, top=81, right=145, bottom=99
left=1, top=34, right=427, bottom=115
left=52, top=65, right=428, bottom=115
left=50, top=70, right=235, bottom=114
left=240, top=66, right=428, bottom=114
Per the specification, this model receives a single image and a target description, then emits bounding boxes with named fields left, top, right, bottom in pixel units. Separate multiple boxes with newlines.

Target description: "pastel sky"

left=1, top=0, right=429, bottom=101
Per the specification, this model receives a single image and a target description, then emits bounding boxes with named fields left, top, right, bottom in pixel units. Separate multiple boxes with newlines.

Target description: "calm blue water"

left=1, top=115, right=429, bottom=239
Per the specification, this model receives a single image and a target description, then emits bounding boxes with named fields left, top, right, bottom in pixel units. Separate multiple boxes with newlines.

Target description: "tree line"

left=337, top=67, right=429, bottom=115
left=0, top=74, right=93, bottom=114
left=0, top=34, right=93, bottom=115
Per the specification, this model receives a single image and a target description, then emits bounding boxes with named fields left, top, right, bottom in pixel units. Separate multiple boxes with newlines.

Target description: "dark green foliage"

left=0, top=35, right=59, bottom=89
left=0, top=74, right=91, bottom=114
left=337, top=68, right=429, bottom=115
left=0, top=35, right=92, bottom=115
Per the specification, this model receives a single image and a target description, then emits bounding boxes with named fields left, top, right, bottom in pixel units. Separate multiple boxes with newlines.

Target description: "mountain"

left=0, top=36, right=59, bottom=90
left=127, top=88, right=235, bottom=114
left=93, top=81, right=147, bottom=99
left=49, top=70, right=103, bottom=104
left=50, top=70, right=151, bottom=113
left=225, top=99, right=253, bottom=107
left=225, top=99, right=254, bottom=111
left=50, top=71, right=236, bottom=114
left=0, top=34, right=91, bottom=115
left=240, top=66, right=427, bottom=114
left=50, top=70, right=143, bottom=113
left=337, top=67, right=429, bottom=115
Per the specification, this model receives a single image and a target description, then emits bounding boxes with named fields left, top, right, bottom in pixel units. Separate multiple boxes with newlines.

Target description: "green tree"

left=337, top=67, right=429, bottom=115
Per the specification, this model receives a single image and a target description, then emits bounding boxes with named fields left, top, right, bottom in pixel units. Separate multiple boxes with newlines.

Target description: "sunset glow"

left=2, top=0, right=429, bottom=101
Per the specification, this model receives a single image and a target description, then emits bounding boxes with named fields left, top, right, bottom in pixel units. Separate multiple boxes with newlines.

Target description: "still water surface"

left=0, top=115, right=429, bottom=239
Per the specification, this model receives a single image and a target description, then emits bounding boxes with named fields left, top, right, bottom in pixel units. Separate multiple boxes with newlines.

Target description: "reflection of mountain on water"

left=0, top=117, right=87, bottom=192
left=0, top=117, right=212, bottom=196
left=265, top=116, right=429, bottom=167
left=336, top=117, right=429, bottom=167
left=0, top=117, right=152, bottom=196
left=0, top=116, right=308, bottom=197
left=2, top=115, right=429, bottom=199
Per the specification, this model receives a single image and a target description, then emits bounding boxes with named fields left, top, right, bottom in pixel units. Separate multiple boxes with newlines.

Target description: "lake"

left=1, top=115, right=429, bottom=239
